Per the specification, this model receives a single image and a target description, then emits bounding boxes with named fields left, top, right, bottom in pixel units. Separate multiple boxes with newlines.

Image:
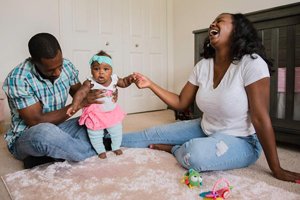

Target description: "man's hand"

left=80, top=89, right=106, bottom=108
left=111, top=87, right=118, bottom=103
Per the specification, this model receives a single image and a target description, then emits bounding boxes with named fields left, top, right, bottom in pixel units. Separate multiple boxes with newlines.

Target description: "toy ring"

left=212, top=179, right=231, bottom=199
left=200, top=179, right=233, bottom=200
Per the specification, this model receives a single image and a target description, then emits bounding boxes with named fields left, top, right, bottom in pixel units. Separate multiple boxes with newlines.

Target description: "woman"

left=121, top=13, right=300, bottom=183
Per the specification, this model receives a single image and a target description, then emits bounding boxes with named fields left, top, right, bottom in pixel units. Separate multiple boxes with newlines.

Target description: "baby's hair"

left=96, top=50, right=112, bottom=59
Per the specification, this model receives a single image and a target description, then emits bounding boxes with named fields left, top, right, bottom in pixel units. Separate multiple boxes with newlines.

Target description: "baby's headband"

left=89, top=55, right=113, bottom=68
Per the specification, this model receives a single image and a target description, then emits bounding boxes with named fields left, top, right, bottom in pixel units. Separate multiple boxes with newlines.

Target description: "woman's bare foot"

left=149, top=144, right=174, bottom=153
left=98, top=152, right=107, bottom=159
left=114, top=149, right=123, bottom=155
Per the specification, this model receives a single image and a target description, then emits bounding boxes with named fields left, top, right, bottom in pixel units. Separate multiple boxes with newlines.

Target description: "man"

left=2, top=33, right=112, bottom=168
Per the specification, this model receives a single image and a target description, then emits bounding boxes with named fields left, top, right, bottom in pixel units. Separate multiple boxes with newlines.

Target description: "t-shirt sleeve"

left=188, top=61, right=202, bottom=86
left=3, top=78, right=39, bottom=109
left=243, top=55, right=270, bottom=87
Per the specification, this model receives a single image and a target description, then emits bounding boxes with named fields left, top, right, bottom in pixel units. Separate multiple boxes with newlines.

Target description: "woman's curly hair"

left=200, top=13, right=275, bottom=75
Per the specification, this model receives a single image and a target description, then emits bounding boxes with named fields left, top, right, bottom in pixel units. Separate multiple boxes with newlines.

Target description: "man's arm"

left=18, top=101, right=73, bottom=126
left=18, top=82, right=84, bottom=126
left=16, top=82, right=82, bottom=126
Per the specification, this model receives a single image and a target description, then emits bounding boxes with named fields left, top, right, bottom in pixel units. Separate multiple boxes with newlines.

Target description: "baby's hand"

left=128, top=73, right=139, bottom=83
left=66, top=105, right=77, bottom=116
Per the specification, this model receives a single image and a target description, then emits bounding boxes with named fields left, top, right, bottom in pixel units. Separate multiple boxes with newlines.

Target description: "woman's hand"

left=273, top=167, right=300, bottom=183
left=133, top=72, right=152, bottom=89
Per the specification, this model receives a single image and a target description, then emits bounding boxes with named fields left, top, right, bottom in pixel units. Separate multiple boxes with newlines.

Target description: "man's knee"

left=29, top=123, right=60, bottom=143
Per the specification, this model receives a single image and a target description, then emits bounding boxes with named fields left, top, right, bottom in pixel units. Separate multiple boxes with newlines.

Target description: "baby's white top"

left=87, top=74, right=118, bottom=112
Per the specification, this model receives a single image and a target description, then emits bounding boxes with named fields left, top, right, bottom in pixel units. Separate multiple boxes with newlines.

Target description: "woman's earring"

left=207, top=43, right=210, bottom=47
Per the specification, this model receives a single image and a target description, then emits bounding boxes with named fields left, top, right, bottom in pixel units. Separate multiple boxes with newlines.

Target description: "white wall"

left=0, top=0, right=60, bottom=126
left=172, top=0, right=300, bottom=94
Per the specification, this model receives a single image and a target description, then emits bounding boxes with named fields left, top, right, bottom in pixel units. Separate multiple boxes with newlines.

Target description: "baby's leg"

left=107, top=124, right=123, bottom=155
left=87, top=128, right=107, bottom=158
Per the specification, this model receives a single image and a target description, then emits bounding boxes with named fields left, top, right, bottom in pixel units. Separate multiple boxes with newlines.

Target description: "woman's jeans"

left=121, top=118, right=262, bottom=172
left=11, top=117, right=97, bottom=161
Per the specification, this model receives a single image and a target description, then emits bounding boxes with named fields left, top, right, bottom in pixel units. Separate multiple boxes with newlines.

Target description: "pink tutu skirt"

left=78, top=104, right=127, bottom=130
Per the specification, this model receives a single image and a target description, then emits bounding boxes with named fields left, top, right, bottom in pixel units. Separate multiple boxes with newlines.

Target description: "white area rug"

left=1, top=148, right=299, bottom=200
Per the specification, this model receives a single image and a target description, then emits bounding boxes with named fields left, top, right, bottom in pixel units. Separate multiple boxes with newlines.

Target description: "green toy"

left=181, top=168, right=203, bottom=188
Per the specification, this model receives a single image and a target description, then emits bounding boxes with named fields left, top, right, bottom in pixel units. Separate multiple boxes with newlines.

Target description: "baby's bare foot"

left=149, top=144, right=173, bottom=153
left=98, top=152, right=107, bottom=159
left=114, top=149, right=123, bottom=155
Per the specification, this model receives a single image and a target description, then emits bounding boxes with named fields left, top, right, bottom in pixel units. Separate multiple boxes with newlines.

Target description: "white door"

left=60, top=0, right=168, bottom=114
left=122, top=0, right=168, bottom=113
left=60, top=0, right=125, bottom=109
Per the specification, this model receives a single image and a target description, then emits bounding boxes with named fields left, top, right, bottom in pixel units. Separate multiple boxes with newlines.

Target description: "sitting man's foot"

left=98, top=152, right=107, bottom=159
left=23, top=156, right=55, bottom=169
left=114, top=149, right=123, bottom=155
left=149, top=144, right=174, bottom=153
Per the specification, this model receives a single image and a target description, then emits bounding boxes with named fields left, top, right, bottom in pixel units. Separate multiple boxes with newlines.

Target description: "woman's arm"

left=134, top=73, right=199, bottom=111
left=246, top=77, right=300, bottom=182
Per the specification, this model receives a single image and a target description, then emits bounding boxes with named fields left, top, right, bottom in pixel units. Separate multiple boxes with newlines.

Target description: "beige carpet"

left=1, top=148, right=300, bottom=200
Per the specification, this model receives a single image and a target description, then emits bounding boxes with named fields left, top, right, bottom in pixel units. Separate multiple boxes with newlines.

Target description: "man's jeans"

left=12, top=117, right=97, bottom=161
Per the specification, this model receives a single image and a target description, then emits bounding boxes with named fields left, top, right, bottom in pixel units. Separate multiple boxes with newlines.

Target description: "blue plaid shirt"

left=2, top=58, right=79, bottom=152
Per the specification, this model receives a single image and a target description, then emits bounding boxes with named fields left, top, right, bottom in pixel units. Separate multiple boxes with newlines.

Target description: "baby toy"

left=181, top=168, right=203, bottom=188
left=199, top=179, right=233, bottom=200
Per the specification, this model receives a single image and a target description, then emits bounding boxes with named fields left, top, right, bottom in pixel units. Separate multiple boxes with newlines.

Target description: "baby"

left=67, top=50, right=135, bottom=159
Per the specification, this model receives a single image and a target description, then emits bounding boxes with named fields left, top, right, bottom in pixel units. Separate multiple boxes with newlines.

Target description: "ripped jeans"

left=121, top=118, right=262, bottom=172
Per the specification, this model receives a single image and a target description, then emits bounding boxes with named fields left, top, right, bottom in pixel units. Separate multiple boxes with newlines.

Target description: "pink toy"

left=199, top=179, right=233, bottom=200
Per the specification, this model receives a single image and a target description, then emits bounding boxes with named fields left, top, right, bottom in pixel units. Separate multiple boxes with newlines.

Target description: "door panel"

left=61, top=0, right=167, bottom=114
left=123, top=0, right=167, bottom=113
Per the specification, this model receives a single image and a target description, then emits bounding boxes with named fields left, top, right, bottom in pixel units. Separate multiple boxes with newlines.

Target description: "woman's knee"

left=176, top=141, right=207, bottom=171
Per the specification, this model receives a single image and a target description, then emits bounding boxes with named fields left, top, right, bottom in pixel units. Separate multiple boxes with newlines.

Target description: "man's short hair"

left=28, top=33, right=61, bottom=63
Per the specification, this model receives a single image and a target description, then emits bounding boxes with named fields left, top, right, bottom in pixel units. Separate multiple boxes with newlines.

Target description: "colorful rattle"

left=181, top=168, right=203, bottom=188
left=199, top=179, right=233, bottom=200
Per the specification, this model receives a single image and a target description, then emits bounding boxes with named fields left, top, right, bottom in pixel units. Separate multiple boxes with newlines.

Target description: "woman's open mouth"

left=209, top=29, right=219, bottom=36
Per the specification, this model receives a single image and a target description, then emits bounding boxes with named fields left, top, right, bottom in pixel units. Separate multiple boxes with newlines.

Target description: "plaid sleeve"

left=3, top=77, right=38, bottom=109
left=63, top=59, right=80, bottom=86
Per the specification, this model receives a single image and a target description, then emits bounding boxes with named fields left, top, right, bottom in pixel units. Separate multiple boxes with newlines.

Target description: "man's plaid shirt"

left=2, top=58, right=79, bottom=152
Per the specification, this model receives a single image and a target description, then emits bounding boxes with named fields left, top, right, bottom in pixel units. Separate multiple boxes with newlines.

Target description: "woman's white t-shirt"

left=189, top=54, right=270, bottom=137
